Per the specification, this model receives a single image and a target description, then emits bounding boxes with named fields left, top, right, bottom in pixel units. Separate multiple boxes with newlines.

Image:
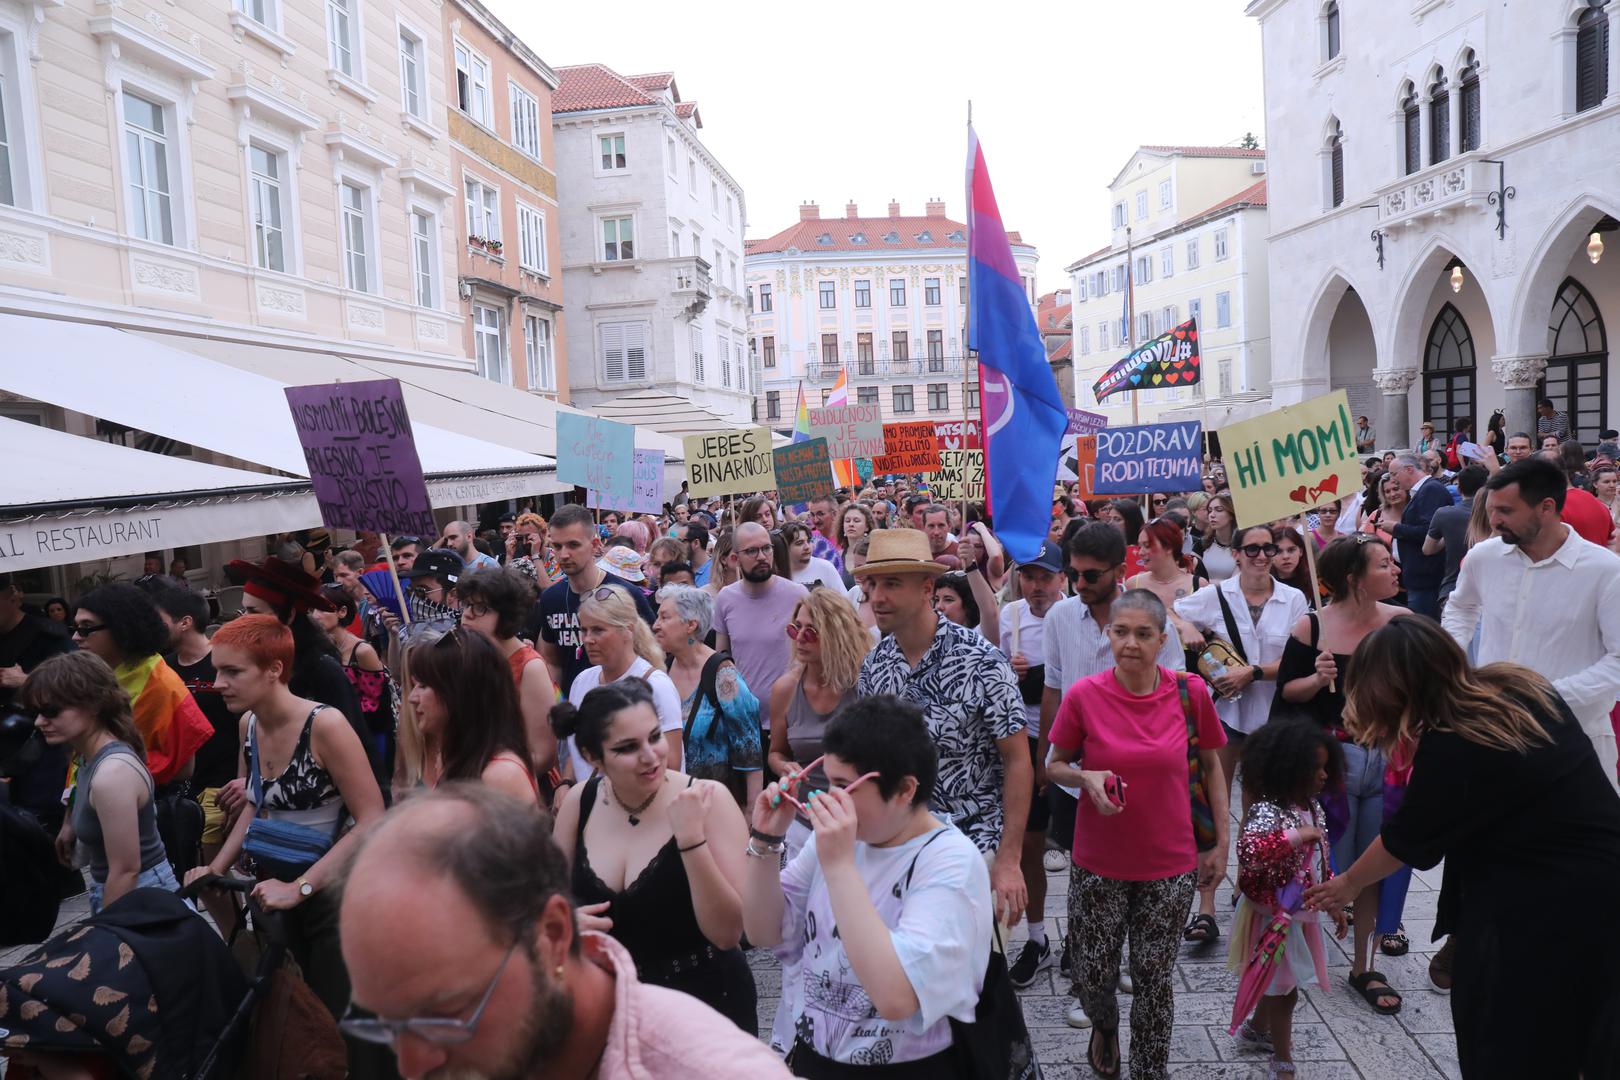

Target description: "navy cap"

left=1019, top=539, right=1065, bottom=574
left=409, top=549, right=464, bottom=587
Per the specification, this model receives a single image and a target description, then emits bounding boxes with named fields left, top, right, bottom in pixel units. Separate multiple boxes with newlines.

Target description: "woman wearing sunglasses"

left=552, top=679, right=756, bottom=1032
left=1174, top=524, right=1309, bottom=945
left=555, top=586, right=683, bottom=788
left=745, top=695, right=992, bottom=1076
left=23, top=651, right=181, bottom=913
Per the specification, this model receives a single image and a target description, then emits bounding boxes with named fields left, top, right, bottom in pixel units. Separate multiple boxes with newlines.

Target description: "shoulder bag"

left=1178, top=674, right=1219, bottom=853
left=240, top=713, right=347, bottom=882
left=1194, top=585, right=1249, bottom=700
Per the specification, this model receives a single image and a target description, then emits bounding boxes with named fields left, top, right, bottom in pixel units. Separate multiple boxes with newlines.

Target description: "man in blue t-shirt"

left=536, top=504, right=654, bottom=695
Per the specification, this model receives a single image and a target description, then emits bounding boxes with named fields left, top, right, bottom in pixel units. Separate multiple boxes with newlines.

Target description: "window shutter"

left=1404, top=105, right=1421, bottom=174
left=1331, top=142, right=1345, bottom=207
left=626, top=323, right=648, bottom=381
left=601, top=323, right=626, bottom=383
left=1461, top=73, right=1481, bottom=151
left=1577, top=11, right=1610, bottom=112
left=1429, top=87, right=1450, bottom=163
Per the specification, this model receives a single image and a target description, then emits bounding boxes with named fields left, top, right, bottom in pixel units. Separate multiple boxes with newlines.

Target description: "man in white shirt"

left=1443, top=458, right=1620, bottom=789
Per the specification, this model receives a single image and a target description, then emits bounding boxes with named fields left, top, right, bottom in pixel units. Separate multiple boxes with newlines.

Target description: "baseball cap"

left=1018, top=539, right=1065, bottom=574
left=409, top=549, right=464, bottom=587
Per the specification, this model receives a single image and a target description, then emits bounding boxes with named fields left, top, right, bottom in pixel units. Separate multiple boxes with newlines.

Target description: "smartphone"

left=1103, top=774, right=1128, bottom=809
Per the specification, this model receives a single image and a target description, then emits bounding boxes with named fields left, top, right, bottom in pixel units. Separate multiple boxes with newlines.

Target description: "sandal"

left=1183, top=913, right=1220, bottom=943
left=1087, top=1026, right=1121, bottom=1078
left=1268, top=1059, right=1298, bottom=1079
left=1236, top=1020, right=1274, bottom=1050
left=1349, top=970, right=1403, bottom=1015
left=1381, top=927, right=1410, bottom=956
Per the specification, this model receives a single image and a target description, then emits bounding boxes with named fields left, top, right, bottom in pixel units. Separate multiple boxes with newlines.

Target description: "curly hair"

left=1240, top=718, right=1344, bottom=810
left=455, top=566, right=538, bottom=641
left=76, top=583, right=171, bottom=661
left=834, top=502, right=874, bottom=552
left=789, top=587, right=872, bottom=694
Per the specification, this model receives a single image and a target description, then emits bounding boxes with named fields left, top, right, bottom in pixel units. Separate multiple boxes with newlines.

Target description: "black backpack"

left=1, top=802, right=63, bottom=946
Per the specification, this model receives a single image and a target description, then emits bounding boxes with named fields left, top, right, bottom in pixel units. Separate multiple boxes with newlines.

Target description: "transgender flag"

left=966, top=126, right=1067, bottom=561
left=823, top=369, right=858, bottom=487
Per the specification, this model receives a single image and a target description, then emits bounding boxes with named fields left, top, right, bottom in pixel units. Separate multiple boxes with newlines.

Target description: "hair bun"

left=549, top=701, right=581, bottom=741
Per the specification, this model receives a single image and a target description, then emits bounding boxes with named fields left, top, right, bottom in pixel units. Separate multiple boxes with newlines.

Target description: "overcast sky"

left=489, top=0, right=1267, bottom=293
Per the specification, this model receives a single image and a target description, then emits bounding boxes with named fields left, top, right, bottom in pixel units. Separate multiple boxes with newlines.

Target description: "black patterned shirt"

left=856, top=617, right=1025, bottom=852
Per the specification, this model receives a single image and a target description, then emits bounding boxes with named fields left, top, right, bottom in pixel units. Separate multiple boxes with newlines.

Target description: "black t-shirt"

left=165, top=650, right=243, bottom=791
left=0, top=615, right=74, bottom=820
left=536, top=573, right=655, bottom=696
left=0, top=614, right=73, bottom=709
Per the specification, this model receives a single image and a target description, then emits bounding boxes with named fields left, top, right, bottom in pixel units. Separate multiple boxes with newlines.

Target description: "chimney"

left=845, top=201, right=860, bottom=219
left=888, top=200, right=901, bottom=217
left=799, top=201, right=820, bottom=221
left=924, top=197, right=946, bottom=217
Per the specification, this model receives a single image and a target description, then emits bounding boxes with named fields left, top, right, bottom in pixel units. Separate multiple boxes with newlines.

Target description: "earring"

left=687, top=635, right=696, bottom=645
left=555, top=964, right=565, bottom=980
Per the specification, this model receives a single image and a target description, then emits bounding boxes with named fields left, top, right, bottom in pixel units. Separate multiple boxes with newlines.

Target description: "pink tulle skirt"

left=1227, top=896, right=1331, bottom=996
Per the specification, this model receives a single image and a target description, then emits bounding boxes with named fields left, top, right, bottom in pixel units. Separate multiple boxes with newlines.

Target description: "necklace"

left=1149, top=567, right=1183, bottom=585
left=608, top=776, right=663, bottom=825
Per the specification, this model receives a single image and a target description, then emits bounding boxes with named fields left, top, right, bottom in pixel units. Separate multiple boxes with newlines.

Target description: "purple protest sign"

left=284, top=379, right=437, bottom=537
left=1066, top=407, right=1108, bottom=436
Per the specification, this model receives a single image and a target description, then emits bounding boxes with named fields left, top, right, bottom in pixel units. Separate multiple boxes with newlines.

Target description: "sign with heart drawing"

left=1092, top=317, right=1202, bottom=403
left=1217, top=390, right=1361, bottom=527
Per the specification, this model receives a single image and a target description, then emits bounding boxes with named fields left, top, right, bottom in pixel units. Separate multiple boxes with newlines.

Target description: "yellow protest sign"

left=683, top=427, right=777, bottom=498
left=930, top=449, right=985, bottom=502
left=1218, top=391, right=1361, bottom=527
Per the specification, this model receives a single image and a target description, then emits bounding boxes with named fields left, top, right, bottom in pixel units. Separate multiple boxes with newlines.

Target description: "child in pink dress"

left=1228, top=719, right=1349, bottom=1079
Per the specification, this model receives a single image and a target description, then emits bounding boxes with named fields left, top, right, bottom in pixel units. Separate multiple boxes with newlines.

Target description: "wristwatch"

left=297, top=877, right=314, bottom=898
left=1250, top=665, right=1263, bottom=683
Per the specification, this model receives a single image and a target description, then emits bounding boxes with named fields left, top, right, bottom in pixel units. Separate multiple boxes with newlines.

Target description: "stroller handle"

left=178, top=873, right=254, bottom=899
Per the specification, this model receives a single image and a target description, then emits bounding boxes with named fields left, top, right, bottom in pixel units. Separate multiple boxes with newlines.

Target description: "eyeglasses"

left=770, top=755, right=880, bottom=812
left=1239, top=543, right=1280, bottom=558
left=1150, top=496, right=1170, bottom=505
left=1064, top=567, right=1113, bottom=585
left=340, top=941, right=517, bottom=1047
left=737, top=544, right=775, bottom=559
left=33, top=703, right=62, bottom=720
left=784, top=622, right=820, bottom=644
left=462, top=602, right=490, bottom=619
left=71, top=622, right=106, bottom=638
left=589, top=586, right=623, bottom=602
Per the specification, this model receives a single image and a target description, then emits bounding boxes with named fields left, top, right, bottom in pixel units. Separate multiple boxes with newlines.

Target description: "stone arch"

left=1506, top=193, right=1620, bottom=360
left=1387, top=232, right=1505, bottom=374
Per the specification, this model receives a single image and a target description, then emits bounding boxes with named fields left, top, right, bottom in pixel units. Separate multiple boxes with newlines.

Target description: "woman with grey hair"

left=1048, top=588, right=1230, bottom=1080
left=653, top=583, right=763, bottom=810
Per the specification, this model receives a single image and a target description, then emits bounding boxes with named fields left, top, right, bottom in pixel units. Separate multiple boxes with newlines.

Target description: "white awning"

left=140, top=332, right=687, bottom=462
left=587, top=389, right=788, bottom=447
left=0, top=314, right=555, bottom=478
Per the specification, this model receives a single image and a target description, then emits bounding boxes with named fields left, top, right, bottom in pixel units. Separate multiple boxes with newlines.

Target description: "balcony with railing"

left=673, top=256, right=712, bottom=320
left=806, top=356, right=969, bottom=383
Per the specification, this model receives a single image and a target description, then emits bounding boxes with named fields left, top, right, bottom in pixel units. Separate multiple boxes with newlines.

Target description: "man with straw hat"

left=853, top=529, right=1033, bottom=925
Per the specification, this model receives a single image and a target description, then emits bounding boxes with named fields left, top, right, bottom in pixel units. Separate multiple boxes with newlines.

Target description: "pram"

left=0, top=877, right=343, bottom=1080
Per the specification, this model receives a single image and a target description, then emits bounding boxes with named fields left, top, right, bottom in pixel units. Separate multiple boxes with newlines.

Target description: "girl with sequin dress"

left=1229, top=720, right=1348, bottom=1079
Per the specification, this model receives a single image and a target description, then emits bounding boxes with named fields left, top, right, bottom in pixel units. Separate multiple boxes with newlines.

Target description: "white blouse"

left=1174, top=576, right=1308, bottom=735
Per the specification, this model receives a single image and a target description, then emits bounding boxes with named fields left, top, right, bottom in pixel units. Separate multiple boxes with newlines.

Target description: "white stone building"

left=1249, top=0, right=1620, bottom=445
left=551, top=64, right=751, bottom=422
left=1065, top=146, right=1273, bottom=427
left=746, top=199, right=1038, bottom=430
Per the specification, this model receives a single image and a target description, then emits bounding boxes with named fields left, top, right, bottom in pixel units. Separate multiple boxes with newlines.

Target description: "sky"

left=488, top=0, right=1267, bottom=294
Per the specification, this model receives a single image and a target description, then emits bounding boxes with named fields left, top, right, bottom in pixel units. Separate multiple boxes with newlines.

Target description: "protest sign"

left=871, top=422, right=941, bottom=475
left=589, top=449, right=665, bottom=514
left=773, top=438, right=835, bottom=504
left=557, top=413, right=635, bottom=505
left=1093, top=421, right=1203, bottom=495
left=1056, top=435, right=1098, bottom=500
left=930, top=449, right=985, bottom=502
left=933, top=418, right=983, bottom=450
left=284, top=379, right=436, bottom=537
left=808, top=404, right=884, bottom=459
left=1219, top=391, right=1360, bottom=526
left=1093, top=317, right=1202, bottom=403
left=1066, top=408, right=1109, bottom=436
left=683, top=427, right=777, bottom=497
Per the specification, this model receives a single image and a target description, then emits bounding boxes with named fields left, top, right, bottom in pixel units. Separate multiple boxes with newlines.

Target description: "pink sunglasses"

left=770, top=754, right=880, bottom=812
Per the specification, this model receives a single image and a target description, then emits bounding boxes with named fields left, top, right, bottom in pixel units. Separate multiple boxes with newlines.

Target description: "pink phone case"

left=1104, top=774, right=1127, bottom=808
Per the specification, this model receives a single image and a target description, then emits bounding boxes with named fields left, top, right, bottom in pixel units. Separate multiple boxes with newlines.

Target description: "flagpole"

left=961, top=100, right=973, bottom=531
left=1125, top=225, right=1139, bottom=427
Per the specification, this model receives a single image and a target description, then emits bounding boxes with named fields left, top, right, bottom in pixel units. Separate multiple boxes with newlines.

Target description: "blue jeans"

left=1330, top=742, right=1385, bottom=876
left=1405, top=587, right=1440, bottom=620
left=88, top=861, right=179, bottom=915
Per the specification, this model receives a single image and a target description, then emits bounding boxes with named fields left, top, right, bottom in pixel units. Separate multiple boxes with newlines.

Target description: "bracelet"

left=678, top=838, right=707, bottom=853
left=749, top=826, right=788, bottom=844
left=745, top=838, right=786, bottom=859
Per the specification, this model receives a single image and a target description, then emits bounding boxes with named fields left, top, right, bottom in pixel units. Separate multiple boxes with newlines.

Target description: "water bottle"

left=1202, top=651, right=1244, bottom=704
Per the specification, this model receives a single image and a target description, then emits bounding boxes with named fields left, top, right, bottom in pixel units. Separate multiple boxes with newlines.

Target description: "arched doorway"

left=1423, top=303, right=1476, bottom=439
left=1540, top=278, right=1609, bottom=440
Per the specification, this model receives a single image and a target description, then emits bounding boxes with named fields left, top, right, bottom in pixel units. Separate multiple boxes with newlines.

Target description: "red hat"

left=224, top=557, right=335, bottom=614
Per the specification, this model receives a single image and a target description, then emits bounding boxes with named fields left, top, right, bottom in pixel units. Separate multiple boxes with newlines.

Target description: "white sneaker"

left=1043, top=848, right=1068, bottom=872
left=1065, top=1004, right=1093, bottom=1029
left=1117, top=971, right=1134, bottom=994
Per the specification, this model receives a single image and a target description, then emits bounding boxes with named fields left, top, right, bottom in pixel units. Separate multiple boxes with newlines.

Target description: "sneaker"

left=1008, top=937, right=1055, bottom=988
left=1065, top=1003, right=1093, bottom=1029
left=1043, top=848, right=1068, bottom=872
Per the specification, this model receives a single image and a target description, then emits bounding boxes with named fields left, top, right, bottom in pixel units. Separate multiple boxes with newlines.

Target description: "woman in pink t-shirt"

left=1048, top=589, right=1230, bottom=1080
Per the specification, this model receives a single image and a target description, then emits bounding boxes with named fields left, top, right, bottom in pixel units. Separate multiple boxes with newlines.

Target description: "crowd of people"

left=4, top=424, right=1620, bottom=1080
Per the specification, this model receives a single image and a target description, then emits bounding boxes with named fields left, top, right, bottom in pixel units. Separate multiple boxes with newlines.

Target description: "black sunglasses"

left=71, top=622, right=107, bottom=637
left=33, top=703, right=62, bottom=720
left=1064, top=567, right=1114, bottom=584
left=1240, top=543, right=1280, bottom=558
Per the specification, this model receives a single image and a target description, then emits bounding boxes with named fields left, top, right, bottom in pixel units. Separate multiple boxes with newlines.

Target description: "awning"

left=142, top=332, right=687, bottom=462
left=587, top=389, right=787, bottom=447
left=0, top=418, right=571, bottom=571
left=0, top=314, right=557, bottom=480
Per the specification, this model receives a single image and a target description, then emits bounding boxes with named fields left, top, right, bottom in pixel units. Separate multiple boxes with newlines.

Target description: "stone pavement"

left=748, top=825, right=1459, bottom=1080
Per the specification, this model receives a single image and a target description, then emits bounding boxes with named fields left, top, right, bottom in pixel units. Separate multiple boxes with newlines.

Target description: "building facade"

left=0, top=0, right=463, bottom=362
left=1249, top=0, right=1620, bottom=446
left=444, top=0, right=568, bottom=398
left=1036, top=289, right=1075, bottom=413
left=551, top=64, right=751, bottom=422
left=1065, top=147, right=1272, bottom=427
left=746, top=199, right=1039, bottom=430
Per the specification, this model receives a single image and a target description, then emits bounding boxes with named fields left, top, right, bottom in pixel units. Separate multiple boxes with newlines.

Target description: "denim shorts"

left=89, top=861, right=180, bottom=915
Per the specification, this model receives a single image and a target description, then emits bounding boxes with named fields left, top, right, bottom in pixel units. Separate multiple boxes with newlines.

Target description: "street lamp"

left=1590, top=231, right=1605, bottom=265
left=1449, top=262, right=1465, bottom=293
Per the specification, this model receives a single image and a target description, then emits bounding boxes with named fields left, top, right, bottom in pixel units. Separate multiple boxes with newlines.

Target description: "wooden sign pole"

left=1302, top=530, right=1329, bottom=691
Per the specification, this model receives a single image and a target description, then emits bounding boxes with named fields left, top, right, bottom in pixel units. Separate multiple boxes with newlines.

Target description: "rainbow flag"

left=792, top=381, right=812, bottom=442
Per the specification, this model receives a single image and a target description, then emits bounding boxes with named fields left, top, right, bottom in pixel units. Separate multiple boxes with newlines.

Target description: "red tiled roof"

left=1196, top=178, right=1268, bottom=215
left=1049, top=339, right=1073, bottom=363
left=747, top=212, right=1028, bottom=255
left=674, top=101, right=700, bottom=120
left=1140, top=145, right=1266, bottom=158
left=555, top=64, right=695, bottom=114
left=627, top=72, right=674, bottom=92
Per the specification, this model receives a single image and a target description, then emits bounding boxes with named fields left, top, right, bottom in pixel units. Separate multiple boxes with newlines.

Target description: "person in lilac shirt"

left=805, top=495, right=845, bottom=575
left=339, top=785, right=790, bottom=1080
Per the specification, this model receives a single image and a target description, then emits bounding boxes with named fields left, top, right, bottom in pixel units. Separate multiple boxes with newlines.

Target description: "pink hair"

left=614, top=520, right=651, bottom=554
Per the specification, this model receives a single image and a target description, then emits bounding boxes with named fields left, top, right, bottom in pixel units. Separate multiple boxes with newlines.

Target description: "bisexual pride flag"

left=967, top=127, right=1067, bottom=561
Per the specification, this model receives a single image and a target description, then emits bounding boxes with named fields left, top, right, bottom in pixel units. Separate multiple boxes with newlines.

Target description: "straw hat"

left=851, top=529, right=946, bottom=578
